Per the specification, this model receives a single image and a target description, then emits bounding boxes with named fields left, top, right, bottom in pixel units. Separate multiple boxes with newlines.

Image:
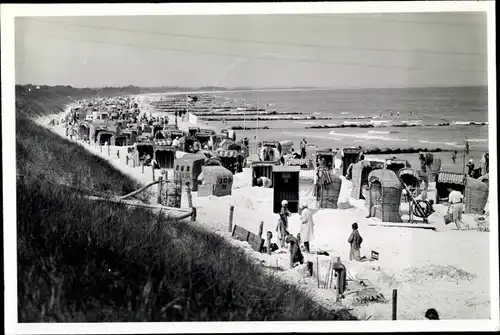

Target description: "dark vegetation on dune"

left=16, top=85, right=150, bottom=118
left=16, top=85, right=356, bottom=322
left=16, top=117, right=146, bottom=200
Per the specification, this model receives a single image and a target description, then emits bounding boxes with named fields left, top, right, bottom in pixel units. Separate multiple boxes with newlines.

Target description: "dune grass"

left=16, top=117, right=144, bottom=199
left=16, top=86, right=357, bottom=322
left=17, top=178, right=356, bottom=322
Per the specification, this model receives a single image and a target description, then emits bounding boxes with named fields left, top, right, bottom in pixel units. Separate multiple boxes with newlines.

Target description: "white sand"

left=34, top=96, right=491, bottom=321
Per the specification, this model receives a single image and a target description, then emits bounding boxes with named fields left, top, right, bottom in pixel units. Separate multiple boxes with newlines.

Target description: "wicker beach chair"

left=464, top=177, right=489, bottom=214
left=366, top=169, right=404, bottom=223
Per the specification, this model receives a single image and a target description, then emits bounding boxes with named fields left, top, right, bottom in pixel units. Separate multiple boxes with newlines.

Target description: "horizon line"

left=16, top=83, right=488, bottom=92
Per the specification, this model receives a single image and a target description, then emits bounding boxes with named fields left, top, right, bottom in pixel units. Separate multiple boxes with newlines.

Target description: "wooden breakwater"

left=201, top=116, right=331, bottom=121
left=192, top=111, right=304, bottom=117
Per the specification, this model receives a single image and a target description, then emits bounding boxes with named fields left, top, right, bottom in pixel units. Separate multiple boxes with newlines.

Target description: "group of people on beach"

left=451, top=151, right=489, bottom=178
left=276, top=199, right=364, bottom=266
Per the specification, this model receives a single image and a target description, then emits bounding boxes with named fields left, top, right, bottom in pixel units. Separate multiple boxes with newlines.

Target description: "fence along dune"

left=16, top=85, right=356, bottom=322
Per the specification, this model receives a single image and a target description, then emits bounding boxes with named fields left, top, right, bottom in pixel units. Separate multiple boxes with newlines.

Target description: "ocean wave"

left=467, top=139, right=488, bottom=142
left=343, top=121, right=362, bottom=125
left=401, top=120, right=423, bottom=124
left=419, top=139, right=476, bottom=148
left=370, top=119, right=392, bottom=124
left=368, top=130, right=391, bottom=134
left=452, top=121, right=489, bottom=125
left=340, top=112, right=350, bottom=115
left=295, top=121, right=318, bottom=125
left=329, top=130, right=408, bottom=142
left=418, top=139, right=440, bottom=144
left=341, top=115, right=373, bottom=120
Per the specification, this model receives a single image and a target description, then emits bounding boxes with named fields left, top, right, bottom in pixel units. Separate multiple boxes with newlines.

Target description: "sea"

left=147, top=86, right=489, bottom=172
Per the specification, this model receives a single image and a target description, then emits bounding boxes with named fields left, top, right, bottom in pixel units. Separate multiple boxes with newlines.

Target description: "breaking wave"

left=328, top=130, right=408, bottom=142
left=368, top=130, right=391, bottom=134
left=452, top=121, right=489, bottom=126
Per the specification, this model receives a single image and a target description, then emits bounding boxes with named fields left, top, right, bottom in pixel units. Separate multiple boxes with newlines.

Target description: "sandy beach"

left=35, top=97, right=491, bottom=321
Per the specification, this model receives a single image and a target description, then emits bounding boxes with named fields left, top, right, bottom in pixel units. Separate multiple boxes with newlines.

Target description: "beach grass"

left=16, top=86, right=356, bottom=322
left=16, top=116, right=144, bottom=200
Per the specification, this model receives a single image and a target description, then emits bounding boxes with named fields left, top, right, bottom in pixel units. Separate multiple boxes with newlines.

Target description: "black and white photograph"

left=2, top=2, right=498, bottom=333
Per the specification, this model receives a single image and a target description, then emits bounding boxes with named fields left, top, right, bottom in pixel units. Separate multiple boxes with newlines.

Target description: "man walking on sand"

left=447, top=188, right=469, bottom=230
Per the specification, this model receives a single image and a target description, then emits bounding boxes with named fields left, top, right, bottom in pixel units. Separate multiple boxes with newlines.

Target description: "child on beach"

left=452, top=150, right=457, bottom=164
left=348, top=222, right=363, bottom=261
left=285, top=233, right=304, bottom=269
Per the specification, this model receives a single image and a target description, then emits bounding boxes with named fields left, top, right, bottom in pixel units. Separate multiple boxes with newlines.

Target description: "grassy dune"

left=16, top=86, right=356, bottom=322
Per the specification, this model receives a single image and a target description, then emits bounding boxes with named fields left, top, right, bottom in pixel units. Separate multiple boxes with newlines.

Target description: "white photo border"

left=2, top=1, right=498, bottom=333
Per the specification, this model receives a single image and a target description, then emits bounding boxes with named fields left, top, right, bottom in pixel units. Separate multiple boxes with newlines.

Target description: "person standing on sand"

left=300, top=138, right=307, bottom=159
left=193, top=140, right=201, bottom=153
left=299, top=202, right=315, bottom=253
left=285, top=234, right=304, bottom=268
left=452, top=150, right=457, bottom=164
left=447, top=188, right=469, bottom=230
left=313, top=162, right=320, bottom=197
left=348, top=222, right=363, bottom=261
left=466, top=159, right=475, bottom=177
left=480, top=153, right=489, bottom=176
left=276, top=200, right=291, bottom=248
left=172, top=136, right=180, bottom=150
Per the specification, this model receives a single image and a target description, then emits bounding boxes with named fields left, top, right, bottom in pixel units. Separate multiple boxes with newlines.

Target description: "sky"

left=15, top=12, right=488, bottom=89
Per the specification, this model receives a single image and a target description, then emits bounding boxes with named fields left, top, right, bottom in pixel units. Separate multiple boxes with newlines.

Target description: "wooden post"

left=336, top=268, right=341, bottom=301
left=117, top=150, right=120, bottom=158
left=462, top=138, right=467, bottom=175
left=152, top=165, right=155, bottom=181
left=186, top=183, right=193, bottom=208
left=107, top=144, right=110, bottom=156
left=228, top=205, right=234, bottom=232
left=316, top=256, right=320, bottom=288
left=157, top=176, right=163, bottom=204
left=100, top=145, right=102, bottom=152
left=258, top=221, right=264, bottom=237
left=126, top=155, right=129, bottom=166
left=392, top=289, right=398, bottom=320
left=307, top=261, right=314, bottom=277
left=142, top=163, right=144, bottom=174
left=133, top=158, right=136, bottom=168
left=266, top=231, right=272, bottom=255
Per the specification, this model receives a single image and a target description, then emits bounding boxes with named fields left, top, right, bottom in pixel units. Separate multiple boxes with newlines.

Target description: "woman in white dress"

left=299, top=202, right=316, bottom=253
